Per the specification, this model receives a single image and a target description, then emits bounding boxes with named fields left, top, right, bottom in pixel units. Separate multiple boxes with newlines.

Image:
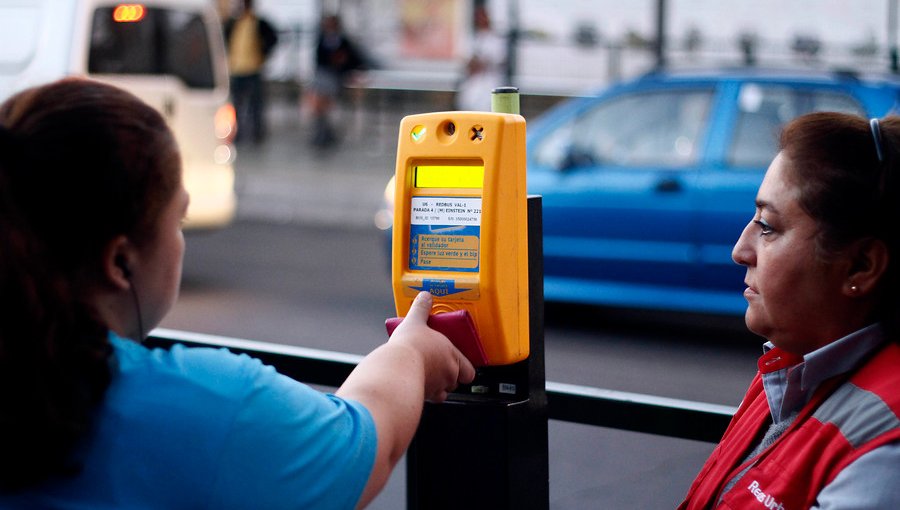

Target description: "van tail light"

left=215, top=103, right=237, bottom=143
left=113, top=4, right=146, bottom=22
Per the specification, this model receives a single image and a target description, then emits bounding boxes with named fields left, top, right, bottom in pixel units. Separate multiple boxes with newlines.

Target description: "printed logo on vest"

left=748, top=480, right=786, bottom=510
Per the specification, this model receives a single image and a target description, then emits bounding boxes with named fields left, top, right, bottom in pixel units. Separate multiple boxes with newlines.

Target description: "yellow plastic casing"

left=391, top=111, right=529, bottom=365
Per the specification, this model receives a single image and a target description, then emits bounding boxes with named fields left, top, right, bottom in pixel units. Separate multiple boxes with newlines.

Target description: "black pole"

left=890, top=0, right=899, bottom=73
left=655, top=0, right=667, bottom=70
left=406, top=196, right=548, bottom=510
left=505, top=0, right=519, bottom=86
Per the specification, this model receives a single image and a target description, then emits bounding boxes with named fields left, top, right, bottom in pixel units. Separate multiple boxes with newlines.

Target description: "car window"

left=88, top=7, right=215, bottom=89
left=533, top=88, right=713, bottom=169
left=729, top=83, right=864, bottom=167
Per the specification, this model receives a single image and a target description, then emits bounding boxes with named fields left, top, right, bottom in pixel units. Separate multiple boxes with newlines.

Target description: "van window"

left=88, top=7, right=214, bottom=89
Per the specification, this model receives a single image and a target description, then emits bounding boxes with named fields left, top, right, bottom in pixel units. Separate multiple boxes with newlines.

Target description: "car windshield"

left=533, top=88, right=713, bottom=170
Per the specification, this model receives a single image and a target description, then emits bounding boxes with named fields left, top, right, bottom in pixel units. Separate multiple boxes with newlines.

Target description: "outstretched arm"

left=336, top=292, right=476, bottom=508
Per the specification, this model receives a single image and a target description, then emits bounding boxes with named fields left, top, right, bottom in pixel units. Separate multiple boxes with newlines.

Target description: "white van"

left=0, top=0, right=237, bottom=229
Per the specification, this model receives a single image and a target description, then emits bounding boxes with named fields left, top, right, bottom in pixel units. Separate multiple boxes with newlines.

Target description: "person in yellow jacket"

left=224, top=0, right=278, bottom=144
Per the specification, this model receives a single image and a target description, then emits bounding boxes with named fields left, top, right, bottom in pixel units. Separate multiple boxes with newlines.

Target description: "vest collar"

left=758, top=347, right=803, bottom=374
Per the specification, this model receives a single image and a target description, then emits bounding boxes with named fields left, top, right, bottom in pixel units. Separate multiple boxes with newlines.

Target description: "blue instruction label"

left=409, top=197, right=481, bottom=272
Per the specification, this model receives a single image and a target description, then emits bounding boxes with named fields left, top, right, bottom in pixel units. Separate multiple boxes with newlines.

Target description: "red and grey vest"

left=679, top=342, right=900, bottom=510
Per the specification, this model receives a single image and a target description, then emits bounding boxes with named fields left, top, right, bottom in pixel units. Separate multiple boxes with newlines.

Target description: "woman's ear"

left=102, top=235, right=134, bottom=291
left=844, top=237, right=889, bottom=296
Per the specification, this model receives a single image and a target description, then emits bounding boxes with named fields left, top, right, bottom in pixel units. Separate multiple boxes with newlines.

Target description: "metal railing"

left=147, top=327, right=734, bottom=443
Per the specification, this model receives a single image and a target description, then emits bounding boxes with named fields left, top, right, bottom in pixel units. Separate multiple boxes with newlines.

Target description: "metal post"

left=406, top=196, right=548, bottom=510
left=890, top=0, right=899, bottom=73
left=654, top=0, right=667, bottom=70
left=505, top=0, right=520, bottom=86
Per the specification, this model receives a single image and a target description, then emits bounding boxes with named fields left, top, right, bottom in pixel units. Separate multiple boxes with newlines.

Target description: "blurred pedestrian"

left=224, top=0, right=278, bottom=144
left=0, top=77, right=474, bottom=508
left=679, top=112, right=900, bottom=508
left=455, top=5, right=506, bottom=112
left=306, top=14, right=369, bottom=148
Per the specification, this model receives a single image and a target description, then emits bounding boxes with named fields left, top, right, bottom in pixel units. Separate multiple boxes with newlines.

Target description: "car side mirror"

left=556, top=143, right=597, bottom=171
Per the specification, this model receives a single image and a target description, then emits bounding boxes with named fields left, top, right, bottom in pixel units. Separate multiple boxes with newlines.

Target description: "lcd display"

left=414, top=164, right=484, bottom=189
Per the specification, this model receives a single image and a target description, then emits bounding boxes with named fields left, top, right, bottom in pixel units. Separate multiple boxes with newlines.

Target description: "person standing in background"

left=225, top=0, right=278, bottom=144
left=306, top=14, right=369, bottom=148
left=455, top=5, right=506, bottom=112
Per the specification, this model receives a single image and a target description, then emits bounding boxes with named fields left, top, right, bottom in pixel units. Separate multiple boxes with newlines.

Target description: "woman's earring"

left=850, top=284, right=859, bottom=294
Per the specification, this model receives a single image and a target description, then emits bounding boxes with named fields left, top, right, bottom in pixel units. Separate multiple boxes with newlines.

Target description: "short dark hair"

left=780, top=111, right=900, bottom=328
left=0, top=77, right=180, bottom=489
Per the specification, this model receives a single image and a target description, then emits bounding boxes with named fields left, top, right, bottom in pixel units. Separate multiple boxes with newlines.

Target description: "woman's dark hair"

left=780, top=111, right=900, bottom=332
left=0, top=78, right=180, bottom=489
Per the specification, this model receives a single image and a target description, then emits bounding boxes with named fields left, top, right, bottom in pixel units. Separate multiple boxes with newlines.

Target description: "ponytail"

left=0, top=78, right=177, bottom=490
left=0, top=123, right=111, bottom=490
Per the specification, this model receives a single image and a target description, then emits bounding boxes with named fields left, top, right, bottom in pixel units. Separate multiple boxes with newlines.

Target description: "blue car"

left=528, top=68, right=900, bottom=315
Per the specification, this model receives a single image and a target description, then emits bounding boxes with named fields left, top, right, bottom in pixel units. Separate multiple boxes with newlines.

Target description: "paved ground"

left=234, top=93, right=441, bottom=229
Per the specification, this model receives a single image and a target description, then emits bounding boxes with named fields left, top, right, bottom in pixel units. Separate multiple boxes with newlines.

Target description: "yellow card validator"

left=391, top=111, right=529, bottom=365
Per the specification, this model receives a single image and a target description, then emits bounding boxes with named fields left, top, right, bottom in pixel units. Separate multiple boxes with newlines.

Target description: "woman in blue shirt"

left=0, top=77, right=474, bottom=508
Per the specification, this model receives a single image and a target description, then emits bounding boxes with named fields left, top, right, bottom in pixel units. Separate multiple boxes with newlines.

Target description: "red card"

left=385, top=310, right=489, bottom=367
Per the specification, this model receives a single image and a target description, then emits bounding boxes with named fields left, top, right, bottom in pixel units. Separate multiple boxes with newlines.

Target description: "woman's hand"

left=386, top=291, right=476, bottom=401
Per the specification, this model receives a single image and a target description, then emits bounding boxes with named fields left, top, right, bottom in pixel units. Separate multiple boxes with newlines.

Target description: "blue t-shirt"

left=0, top=333, right=377, bottom=509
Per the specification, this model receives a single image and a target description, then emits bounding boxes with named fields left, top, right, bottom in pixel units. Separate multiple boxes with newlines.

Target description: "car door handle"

left=655, top=177, right=682, bottom=193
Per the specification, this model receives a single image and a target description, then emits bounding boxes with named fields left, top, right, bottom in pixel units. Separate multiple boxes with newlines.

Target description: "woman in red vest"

left=680, top=112, right=900, bottom=509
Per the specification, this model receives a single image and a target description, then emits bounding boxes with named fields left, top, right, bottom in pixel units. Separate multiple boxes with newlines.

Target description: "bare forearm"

left=337, top=342, right=426, bottom=463
left=337, top=292, right=475, bottom=508
left=336, top=342, right=427, bottom=508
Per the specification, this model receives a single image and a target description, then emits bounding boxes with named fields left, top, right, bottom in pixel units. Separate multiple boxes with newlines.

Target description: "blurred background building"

left=216, top=0, right=900, bottom=98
